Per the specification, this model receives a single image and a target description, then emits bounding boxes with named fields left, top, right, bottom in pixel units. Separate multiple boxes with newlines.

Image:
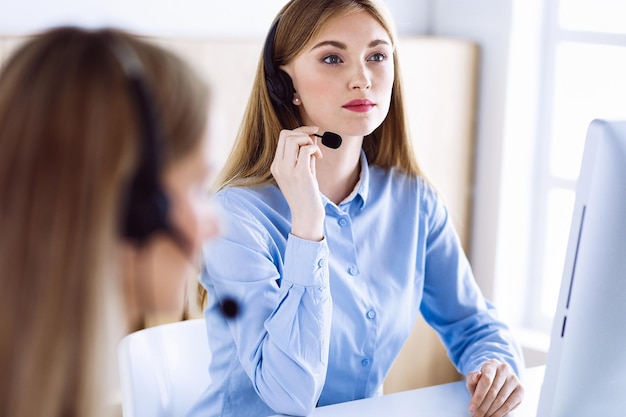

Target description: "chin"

left=144, top=237, right=193, bottom=312
left=341, top=124, right=382, bottom=139
left=342, top=116, right=385, bottom=136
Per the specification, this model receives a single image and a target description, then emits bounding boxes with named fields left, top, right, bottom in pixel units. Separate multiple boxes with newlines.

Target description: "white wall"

left=0, top=0, right=429, bottom=38
left=429, top=0, right=514, bottom=299
left=0, top=0, right=285, bottom=37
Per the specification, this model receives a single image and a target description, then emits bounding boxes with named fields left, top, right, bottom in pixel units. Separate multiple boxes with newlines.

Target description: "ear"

left=278, top=63, right=292, bottom=77
left=279, top=63, right=296, bottom=88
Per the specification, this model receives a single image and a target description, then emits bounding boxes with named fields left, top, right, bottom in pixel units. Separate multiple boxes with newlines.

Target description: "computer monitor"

left=536, top=119, right=626, bottom=416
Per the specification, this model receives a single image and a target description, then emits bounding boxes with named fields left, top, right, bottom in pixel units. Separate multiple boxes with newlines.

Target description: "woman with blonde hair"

left=192, top=0, right=525, bottom=416
left=0, top=27, right=217, bottom=417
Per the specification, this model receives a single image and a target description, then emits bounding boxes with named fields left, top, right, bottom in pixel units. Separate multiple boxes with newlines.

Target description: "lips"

left=343, top=99, right=375, bottom=113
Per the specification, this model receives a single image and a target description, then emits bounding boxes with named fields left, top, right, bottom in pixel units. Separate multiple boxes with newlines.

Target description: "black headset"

left=263, top=17, right=343, bottom=149
left=263, top=16, right=298, bottom=121
left=107, top=38, right=172, bottom=245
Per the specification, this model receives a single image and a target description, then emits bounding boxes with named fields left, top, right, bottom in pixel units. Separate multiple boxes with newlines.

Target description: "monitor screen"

left=536, top=119, right=626, bottom=416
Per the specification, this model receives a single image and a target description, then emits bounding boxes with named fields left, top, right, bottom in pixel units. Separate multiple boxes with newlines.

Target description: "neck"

left=316, top=136, right=363, bottom=204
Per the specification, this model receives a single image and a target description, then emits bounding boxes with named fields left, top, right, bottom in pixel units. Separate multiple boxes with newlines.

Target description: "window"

left=559, top=0, right=626, bottom=34
left=533, top=0, right=626, bottom=329
left=496, top=0, right=626, bottom=347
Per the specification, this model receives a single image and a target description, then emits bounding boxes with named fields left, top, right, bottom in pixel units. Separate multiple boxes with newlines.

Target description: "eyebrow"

left=309, top=39, right=391, bottom=51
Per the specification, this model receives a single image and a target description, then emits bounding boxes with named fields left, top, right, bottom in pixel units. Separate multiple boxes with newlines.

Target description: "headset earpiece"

left=108, top=38, right=172, bottom=245
left=121, top=75, right=171, bottom=243
left=262, top=15, right=343, bottom=149
left=263, top=17, right=296, bottom=109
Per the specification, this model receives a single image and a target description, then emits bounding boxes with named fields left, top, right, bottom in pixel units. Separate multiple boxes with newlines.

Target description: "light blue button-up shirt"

left=188, top=153, right=523, bottom=417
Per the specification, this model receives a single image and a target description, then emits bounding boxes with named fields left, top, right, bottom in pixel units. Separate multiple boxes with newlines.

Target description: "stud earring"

left=293, top=96, right=301, bottom=105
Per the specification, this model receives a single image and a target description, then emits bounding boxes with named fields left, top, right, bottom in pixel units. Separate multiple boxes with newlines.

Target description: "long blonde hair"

left=0, top=27, right=208, bottom=417
left=217, top=0, right=421, bottom=190
left=197, top=0, right=423, bottom=309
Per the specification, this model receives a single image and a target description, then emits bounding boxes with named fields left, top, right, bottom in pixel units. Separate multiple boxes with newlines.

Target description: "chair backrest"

left=117, top=318, right=211, bottom=417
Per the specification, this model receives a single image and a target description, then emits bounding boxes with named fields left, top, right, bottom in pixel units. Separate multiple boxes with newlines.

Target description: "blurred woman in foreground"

left=0, top=27, right=217, bottom=417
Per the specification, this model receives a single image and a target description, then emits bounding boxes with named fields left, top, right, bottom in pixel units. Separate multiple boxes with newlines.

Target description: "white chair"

left=117, top=318, right=211, bottom=417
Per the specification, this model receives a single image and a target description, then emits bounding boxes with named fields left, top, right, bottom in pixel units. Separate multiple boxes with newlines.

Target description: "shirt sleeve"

left=417, top=180, right=525, bottom=377
left=201, top=191, right=332, bottom=416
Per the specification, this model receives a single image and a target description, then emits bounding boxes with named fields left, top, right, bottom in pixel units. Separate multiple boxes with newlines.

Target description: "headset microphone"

left=220, top=297, right=239, bottom=319
left=313, top=132, right=342, bottom=149
left=264, top=16, right=342, bottom=150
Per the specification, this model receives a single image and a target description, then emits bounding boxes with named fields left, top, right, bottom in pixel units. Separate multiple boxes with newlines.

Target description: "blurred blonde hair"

left=0, top=27, right=208, bottom=417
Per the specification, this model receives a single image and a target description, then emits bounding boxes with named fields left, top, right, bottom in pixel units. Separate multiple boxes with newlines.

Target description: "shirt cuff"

left=283, top=234, right=329, bottom=287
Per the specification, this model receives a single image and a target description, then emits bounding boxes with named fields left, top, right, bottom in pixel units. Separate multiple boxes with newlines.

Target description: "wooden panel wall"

left=385, top=38, right=478, bottom=392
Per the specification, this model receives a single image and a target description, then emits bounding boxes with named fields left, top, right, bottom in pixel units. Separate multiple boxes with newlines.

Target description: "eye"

left=368, top=52, right=387, bottom=62
left=322, top=55, right=343, bottom=65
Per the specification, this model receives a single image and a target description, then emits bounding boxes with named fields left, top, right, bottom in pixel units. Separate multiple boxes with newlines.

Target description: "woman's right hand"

left=270, top=126, right=325, bottom=241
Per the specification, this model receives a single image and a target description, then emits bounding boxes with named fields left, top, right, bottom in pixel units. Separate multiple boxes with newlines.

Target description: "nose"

left=349, top=63, right=371, bottom=90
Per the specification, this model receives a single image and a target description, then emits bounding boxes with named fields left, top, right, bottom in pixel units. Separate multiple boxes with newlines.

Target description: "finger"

left=468, top=367, right=494, bottom=414
left=295, top=142, right=322, bottom=173
left=292, top=126, right=323, bottom=159
left=466, top=371, right=481, bottom=394
left=274, top=134, right=313, bottom=173
left=310, top=136, right=319, bottom=175
left=484, top=383, right=524, bottom=417
left=275, top=127, right=318, bottom=161
left=307, top=132, right=323, bottom=160
left=468, top=362, right=502, bottom=416
left=471, top=362, right=516, bottom=417
left=280, top=128, right=316, bottom=152
left=274, top=129, right=298, bottom=163
left=291, top=142, right=319, bottom=171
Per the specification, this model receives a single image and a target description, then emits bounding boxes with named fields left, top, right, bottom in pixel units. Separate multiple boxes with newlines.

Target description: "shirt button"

left=361, top=359, right=370, bottom=367
left=348, top=265, right=358, bottom=276
left=338, top=218, right=349, bottom=227
left=366, top=310, right=376, bottom=320
left=317, top=258, right=326, bottom=268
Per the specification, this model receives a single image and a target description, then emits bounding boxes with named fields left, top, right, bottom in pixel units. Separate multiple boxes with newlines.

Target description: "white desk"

left=273, top=366, right=544, bottom=417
